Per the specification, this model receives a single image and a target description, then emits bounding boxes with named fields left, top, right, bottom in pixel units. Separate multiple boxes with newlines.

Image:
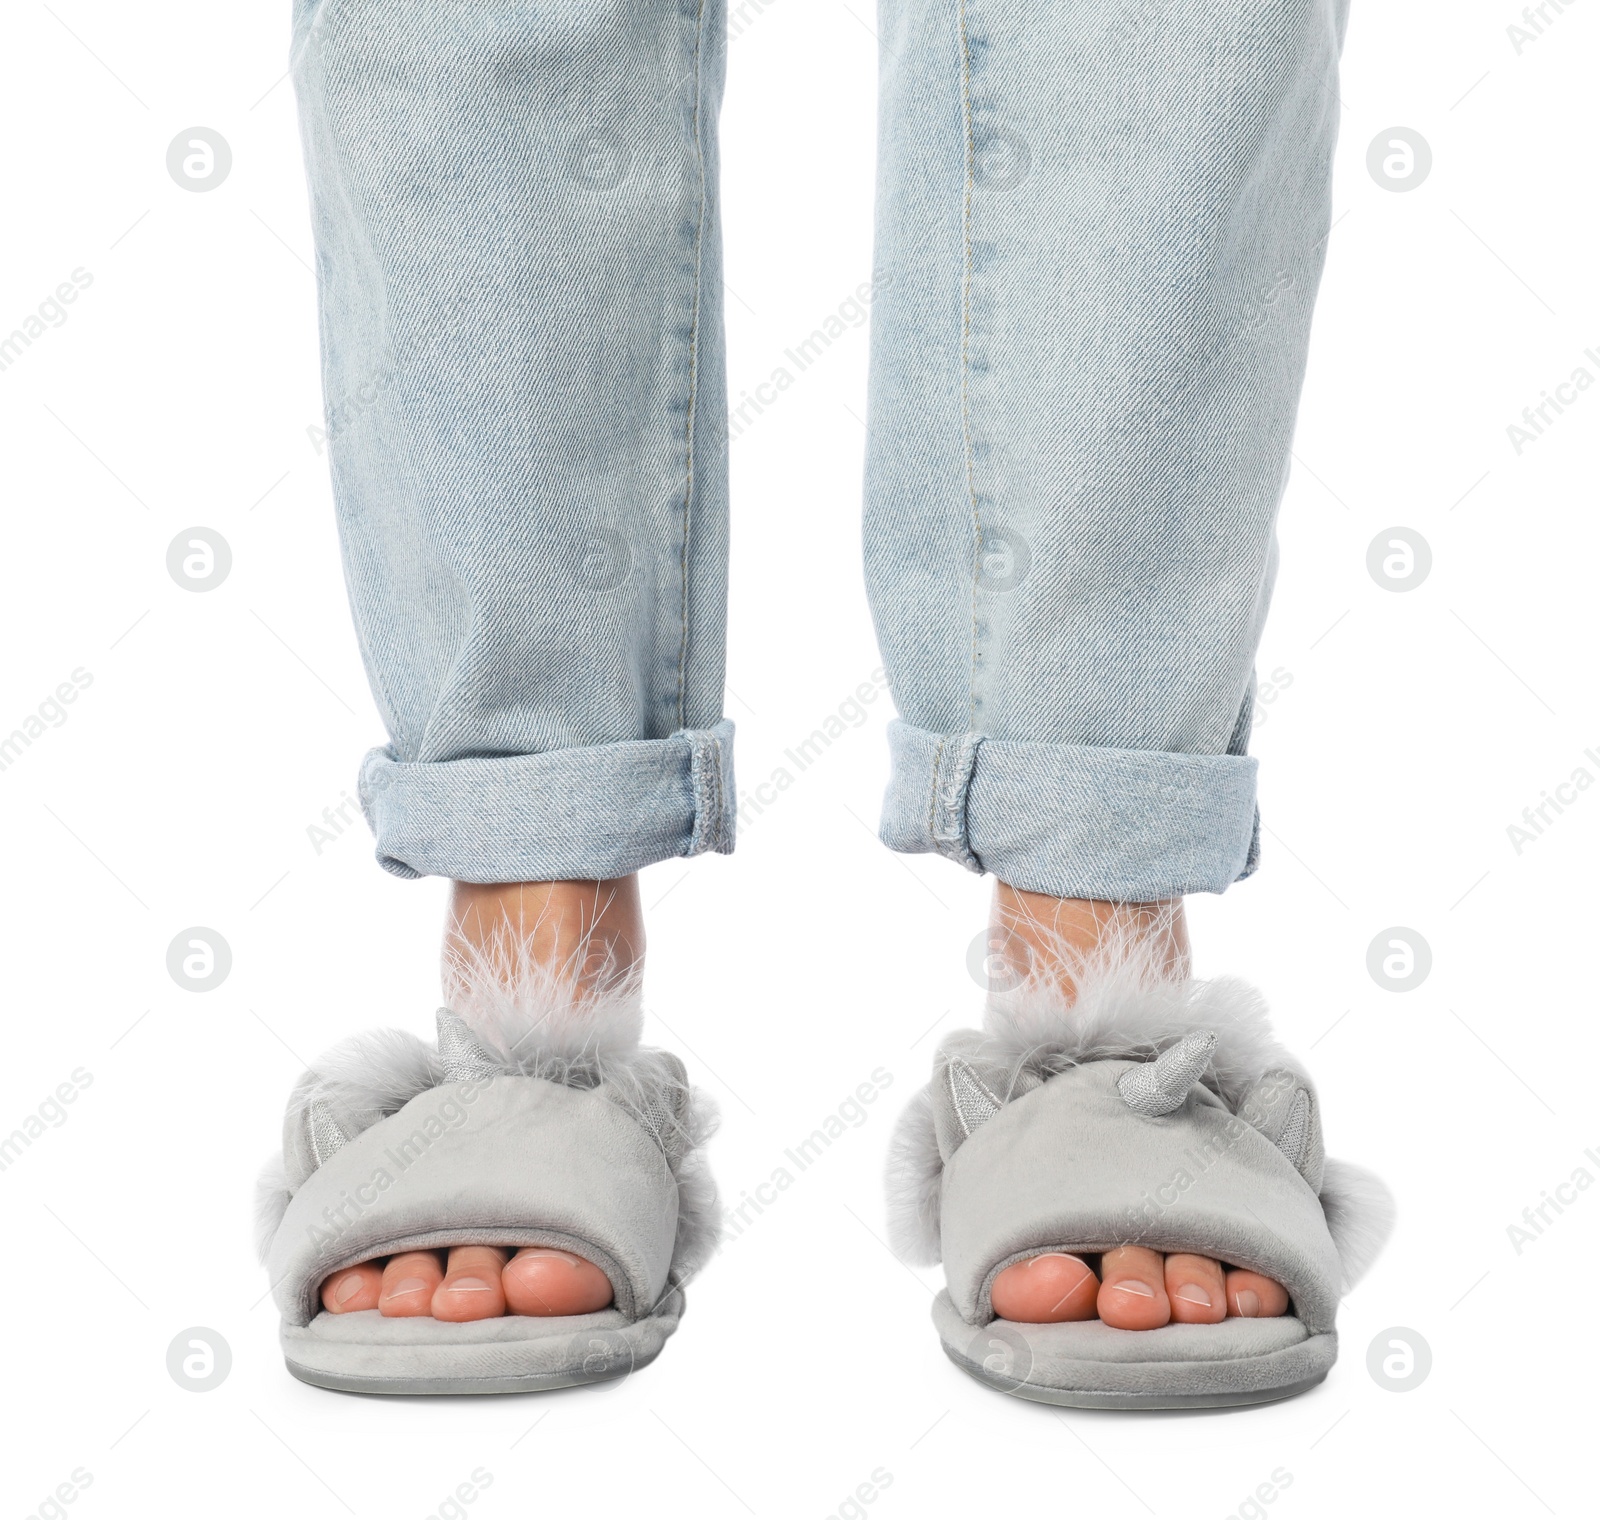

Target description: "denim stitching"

left=674, top=0, right=712, bottom=733
left=713, top=730, right=728, bottom=851
left=705, top=728, right=724, bottom=853
left=956, top=0, right=983, bottom=733
left=932, top=746, right=961, bottom=847
left=687, top=727, right=727, bottom=855
left=927, top=734, right=949, bottom=846
left=689, top=732, right=711, bottom=854
left=687, top=734, right=704, bottom=853
left=716, top=728, right=726, bottom=848
left=930, top=733, right=982, bottom=872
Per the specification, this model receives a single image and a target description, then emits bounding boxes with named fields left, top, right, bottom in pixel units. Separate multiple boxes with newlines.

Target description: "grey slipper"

left=885, top=946, right=1395, bottom=1410
left=254, top=970, right=719, bottom=1396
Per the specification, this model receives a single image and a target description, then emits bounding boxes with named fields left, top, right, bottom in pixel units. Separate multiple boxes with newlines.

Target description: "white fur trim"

left=885, top=1085, right=944, bottom=1265
left=254, top=1155, right=291, bottom=1265
left=982, top=931, right=1298, bottom=1109
left=443, top=934, right=643, bottom=1069
left=669, top=1130, right=724, bottom=1289
left=1319, top=1157, right=1396, bottom=1292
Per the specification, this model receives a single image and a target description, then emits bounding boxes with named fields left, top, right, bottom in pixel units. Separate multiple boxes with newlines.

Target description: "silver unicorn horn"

left=435, top=1008, right=503, bottom=1083
left=1117, top=1029, right=1217, bottom=1116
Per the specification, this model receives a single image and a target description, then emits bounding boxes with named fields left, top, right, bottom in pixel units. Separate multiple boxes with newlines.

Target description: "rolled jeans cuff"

left=359, top=720, right=737, bottom=882
left=878, top=719, right=1259, bottom=900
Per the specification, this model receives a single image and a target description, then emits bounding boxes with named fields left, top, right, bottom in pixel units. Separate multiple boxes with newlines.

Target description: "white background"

left=2, top=1, right=1595, bottom=1516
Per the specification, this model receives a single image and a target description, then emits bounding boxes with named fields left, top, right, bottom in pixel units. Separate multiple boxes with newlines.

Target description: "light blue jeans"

left=291, top=0, right=1348, bottom=900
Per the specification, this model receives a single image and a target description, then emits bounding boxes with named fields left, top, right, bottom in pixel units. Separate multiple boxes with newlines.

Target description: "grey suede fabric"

left=269, top=1076, right=679, bottom=1328
left=940, top=1058, right=1343, bottom=1334
left=934, top=1292, right=1336, bottom=1404
left=282, top=1292, right=683, bottom=1394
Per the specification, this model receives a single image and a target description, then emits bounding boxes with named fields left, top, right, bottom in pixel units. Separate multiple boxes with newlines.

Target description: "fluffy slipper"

left=885, top=939, right=1394, bottom=1410
left=255, top=957, right=719, bottom=1396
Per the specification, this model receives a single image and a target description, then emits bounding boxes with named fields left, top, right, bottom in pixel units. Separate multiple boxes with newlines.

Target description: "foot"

left=981, top=887, right=1289, bottom=1329
left=319, top=877, right=640, bottom=1320
left=991, top=1246, right=1290, bottom=1327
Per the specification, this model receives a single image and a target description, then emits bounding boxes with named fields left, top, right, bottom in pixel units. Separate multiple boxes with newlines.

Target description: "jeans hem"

left=359, top=719, right=736, bottom=883
left=878, top=719, right=1257, bottom=900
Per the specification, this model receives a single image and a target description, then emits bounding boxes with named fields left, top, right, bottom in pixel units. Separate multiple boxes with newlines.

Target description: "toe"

left=991, top=1253, right=1099, bottom=1324
left=1163, top=1253, right=1227, bottom=1324
left=990, top=1253, right=1099, bottom=1323
left=502, top=1248, right=615, bottom=1317
left=1224, top=1268, right=1290, bottom=1319
left=320, top=1260, right=383, bottom=1315
left=379, top=1250, right=445, bottom=1317
left=432, top=1246, right=509, bottom=1321
left=1097, top=1245, right=1171, bottom=1330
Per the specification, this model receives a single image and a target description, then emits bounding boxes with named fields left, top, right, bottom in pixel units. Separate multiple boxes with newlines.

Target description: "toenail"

left=333, top=1274, right=365, bottom=1304
left=447, top=1276, right=493, bottom=1292
left=1235, top=1289, right=1261, bottom=1317
left=389, top=1278, right=429, bottom=1295
left=1174, top=1283, right=1212, bottom=1306
left=1110, top=1279, right=1155, bottom=1298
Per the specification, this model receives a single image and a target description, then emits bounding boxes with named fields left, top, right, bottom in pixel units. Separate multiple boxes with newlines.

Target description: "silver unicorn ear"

left=946, top=1056, right=1004, bottom=1139
left=304, top=1094, right=352, bottom=1166
left=929, top=1039, right=1034, bottom=1162
left=435, top=1008, right=503, bottom=1083
left=1276, top=1089, right=1313, bottom=1168
left=1117, top=1030, right=1217, bottom=1116
left=608, top=1051, right=692, bottom=1164
left=1239, top=1068, right=1324, bottom=1190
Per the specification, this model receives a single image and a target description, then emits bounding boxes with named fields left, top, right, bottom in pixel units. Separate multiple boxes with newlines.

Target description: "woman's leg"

left=292, top=0, right=731, bottom=1318
left=867, top=0, right=1348, bottom=1324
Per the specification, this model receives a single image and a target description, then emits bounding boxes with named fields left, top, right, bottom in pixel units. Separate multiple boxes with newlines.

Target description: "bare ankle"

left=988, top=885, right=1189, bottom=995
left=444, top=876, right=644, bottom=995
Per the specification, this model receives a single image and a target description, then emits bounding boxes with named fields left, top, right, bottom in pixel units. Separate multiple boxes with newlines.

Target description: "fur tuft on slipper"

left=884, top=1084, right=945, bottom=1266
left=254, top=1155, right=292, bottom=1265
left=1318, top=1157, right=1396, bottom=1291
left=442, top=934, right=645, bottom=1070
left=980, top=928, right=1298, bottom=1110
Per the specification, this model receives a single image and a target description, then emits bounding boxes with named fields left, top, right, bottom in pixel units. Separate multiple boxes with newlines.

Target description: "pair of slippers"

left=255, top=947, right=1393, bottom=1407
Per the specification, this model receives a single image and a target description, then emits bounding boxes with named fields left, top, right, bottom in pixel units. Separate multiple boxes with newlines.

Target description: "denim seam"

left=710, top=732, right=724, bottom=852
left=925, top=734, right=948, bottom=846
left=956, top=0, right=983, bottom=733
left=673, top=0, right=712, bottom=732
left=929, top=732, right=983, bottom=873
left=689, top=735, right=707, bottom=853
left=687, top=728, right=725, bottom=854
